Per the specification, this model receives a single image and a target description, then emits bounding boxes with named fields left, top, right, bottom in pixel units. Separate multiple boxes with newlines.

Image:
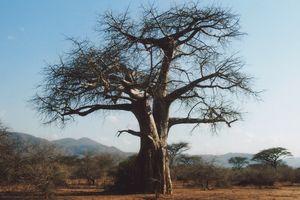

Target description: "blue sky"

left=1, top=0, right=300, bottom=156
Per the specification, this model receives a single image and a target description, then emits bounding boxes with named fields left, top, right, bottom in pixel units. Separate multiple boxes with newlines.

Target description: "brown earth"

left=1, top=184, right=300, bottom=200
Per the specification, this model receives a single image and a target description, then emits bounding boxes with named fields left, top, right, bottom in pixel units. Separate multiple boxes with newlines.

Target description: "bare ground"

left=1, top=184, right=300, bottom=200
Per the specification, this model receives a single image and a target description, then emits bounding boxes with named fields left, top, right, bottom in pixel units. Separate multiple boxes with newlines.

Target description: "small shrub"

left=23, top=145, right=69, bottom=199
left=236, top=165, right=277, bottom=186
left=292, top=168, right=300, bottom=183
left=175, top=162, right=231, bottom=189
left=110, top=155, right=138, bottom=194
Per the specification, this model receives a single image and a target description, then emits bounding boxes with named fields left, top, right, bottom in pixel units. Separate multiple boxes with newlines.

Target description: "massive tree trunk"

left=135, top=135, right=172, bottom=194
left=133, top=100, right=172, bottom=194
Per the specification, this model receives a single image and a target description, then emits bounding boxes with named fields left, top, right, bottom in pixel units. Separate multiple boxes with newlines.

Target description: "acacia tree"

left=228, top=156, right=249, bottom=170
left=167, top=142, right=189, bottom=167
left=33, top=3, right=256, bottom=194
left=75, top=154, right=114, bottom=185
left=252, top=147, right=292, bottom=169
left=177, top=154, right=202, bottom=166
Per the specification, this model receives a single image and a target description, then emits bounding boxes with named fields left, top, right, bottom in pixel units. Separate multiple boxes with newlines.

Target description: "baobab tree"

left=33, top=3, right=257, bottom=194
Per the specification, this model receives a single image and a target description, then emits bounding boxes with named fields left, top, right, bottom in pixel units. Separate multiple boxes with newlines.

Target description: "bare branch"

left=169, top=117, right=237, bottom=129
left=63, top=103, right=133, bottom=116
left=167, top=71, right=219, bottom=102
left=33, top=2, right=257, bottom=138
left=117, top=129, right=140, bottom=137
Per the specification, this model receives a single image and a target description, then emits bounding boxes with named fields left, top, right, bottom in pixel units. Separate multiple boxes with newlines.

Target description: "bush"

left=23, top=145, right=69, bottom=199
left=110, top=155, right=139, bottom=194
left=72, top=154, right=115, bottom=185
left=276, top=165, right=295, bottom=183
left=234, top=165, right=277, bottom=186
left=175, top=161, right=231, bottom=189
left=292, top=168, right=300, bottom=183
left=0, top=131, right=28, bottom=184
left=25, top=162, right=69, bottom=198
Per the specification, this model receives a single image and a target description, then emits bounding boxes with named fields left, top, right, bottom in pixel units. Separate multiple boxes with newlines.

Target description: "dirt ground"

left=1, top=185, right=300, bottom=200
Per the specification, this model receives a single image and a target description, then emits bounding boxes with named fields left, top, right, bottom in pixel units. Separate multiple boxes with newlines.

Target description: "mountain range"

left=193, top=153, right=300, bottom=168
left=6, top=132, right=300, bottom=168
left=7, top=132, right=127, bottom=157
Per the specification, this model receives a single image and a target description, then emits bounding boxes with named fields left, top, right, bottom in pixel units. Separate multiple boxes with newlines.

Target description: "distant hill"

left=6, top=132, right=300, bottom=168
left=6, top=132, right=128, bottom=157
left=200, top=153, right=253, bottom=168
left=52, top=137, right=125, bottom=156
left=200, top=152, right=300, bottom=168
left=283, top=157, right=300, bottom=168
left=7, top=132, right=51, bottom=147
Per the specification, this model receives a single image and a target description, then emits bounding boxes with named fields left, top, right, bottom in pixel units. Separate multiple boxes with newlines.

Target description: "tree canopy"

left=252, top=147, right=292, bottom=168
left=33, top=3, right=255, bottom=128
left=167, top=142, right=190, bottom=167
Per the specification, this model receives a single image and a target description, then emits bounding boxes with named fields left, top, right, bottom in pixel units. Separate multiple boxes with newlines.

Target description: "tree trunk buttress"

left=133, top=100, right=172, bottom=194
left=153, top=98, right=172, bottom=194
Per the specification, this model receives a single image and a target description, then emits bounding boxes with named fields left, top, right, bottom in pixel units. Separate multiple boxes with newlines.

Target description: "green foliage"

left=252, top=147, right=292, bottom=168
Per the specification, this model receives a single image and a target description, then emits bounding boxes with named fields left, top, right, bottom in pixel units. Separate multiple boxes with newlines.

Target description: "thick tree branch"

left=168, top=117, right=237, bottom=129
left=167, top=72, right=219, bottom=102
left=63, top=103, right=132, bottom=116
left=104, top=11, right=161, bottom=46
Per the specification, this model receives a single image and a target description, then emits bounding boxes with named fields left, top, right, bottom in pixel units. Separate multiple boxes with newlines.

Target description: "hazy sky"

left=1, top=0, right=300, bottom=156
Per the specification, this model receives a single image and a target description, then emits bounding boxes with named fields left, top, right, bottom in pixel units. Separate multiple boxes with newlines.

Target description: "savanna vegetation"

left=1, top=126, right=300, bottom=200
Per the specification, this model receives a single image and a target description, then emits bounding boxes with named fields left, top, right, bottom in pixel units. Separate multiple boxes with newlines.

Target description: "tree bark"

left=135, top=136, right=172, bottom=194
left=132, top=100, right=172, bottom=194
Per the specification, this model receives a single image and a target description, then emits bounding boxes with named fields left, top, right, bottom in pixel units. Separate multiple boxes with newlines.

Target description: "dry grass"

left=1, top=184, right=300, bottom=200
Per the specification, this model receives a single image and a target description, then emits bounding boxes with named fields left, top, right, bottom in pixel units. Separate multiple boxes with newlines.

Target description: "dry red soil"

left=1, top=185, right=300, bottom=199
